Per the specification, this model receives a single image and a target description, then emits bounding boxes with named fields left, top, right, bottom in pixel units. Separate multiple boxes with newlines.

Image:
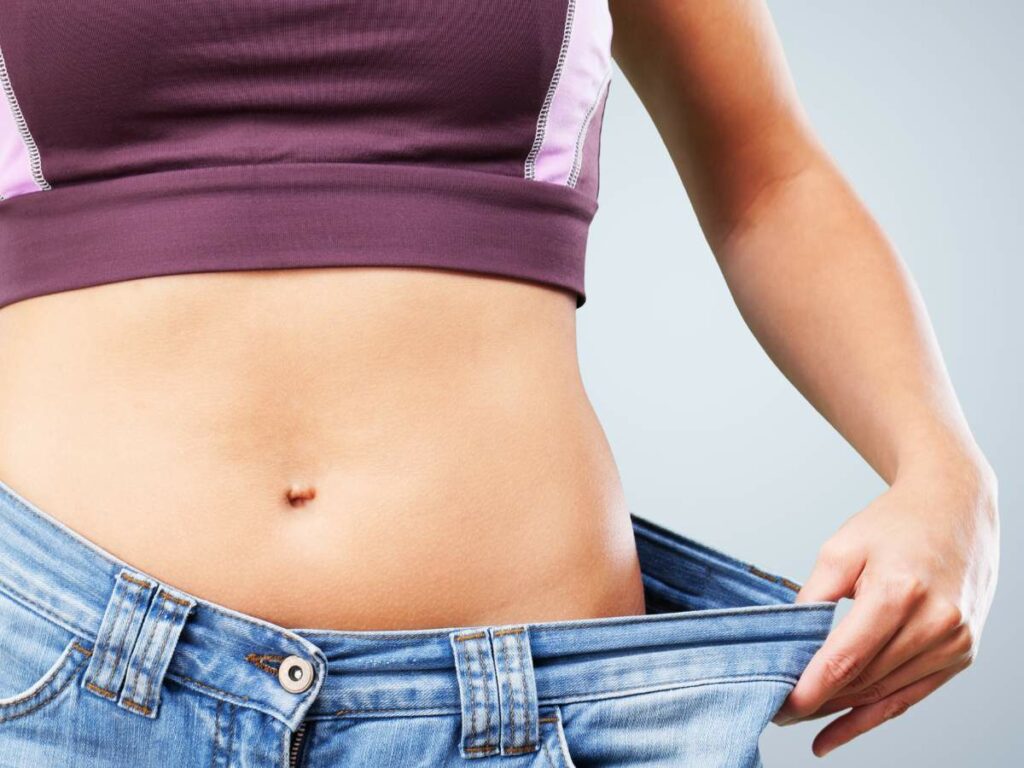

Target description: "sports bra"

left=0, top=1, right=614, bottom=311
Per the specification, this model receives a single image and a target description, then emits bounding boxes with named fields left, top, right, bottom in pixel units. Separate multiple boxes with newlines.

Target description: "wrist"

left=895, top=439, right=998, bottom=515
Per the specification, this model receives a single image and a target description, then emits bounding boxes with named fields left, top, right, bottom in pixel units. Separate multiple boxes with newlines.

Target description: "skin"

left=0, top=1, right=997, bottom=758
left=0, top=267, right=646, bottom=631
left=609, top=0, right=999, bottom=757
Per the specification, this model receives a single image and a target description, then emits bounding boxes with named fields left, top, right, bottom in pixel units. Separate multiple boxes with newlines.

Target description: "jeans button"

left=278, top=655, right=315, bottom=693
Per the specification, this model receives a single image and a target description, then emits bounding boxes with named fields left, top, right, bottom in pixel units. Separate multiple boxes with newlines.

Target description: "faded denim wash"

left=0, top=477, right=837, bottom=767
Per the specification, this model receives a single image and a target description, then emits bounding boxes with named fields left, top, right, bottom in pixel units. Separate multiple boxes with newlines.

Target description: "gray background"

left=580, top=2, right=1020, bottom=765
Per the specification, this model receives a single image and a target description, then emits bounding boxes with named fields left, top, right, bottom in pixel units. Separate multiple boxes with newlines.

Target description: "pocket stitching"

left=539, top=706, right=576, bottom=768
left=0, top=637, right=90, bottom=722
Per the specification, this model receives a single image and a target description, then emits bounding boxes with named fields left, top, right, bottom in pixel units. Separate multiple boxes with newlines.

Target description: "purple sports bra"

left=0, top=1, right=614, bottom=310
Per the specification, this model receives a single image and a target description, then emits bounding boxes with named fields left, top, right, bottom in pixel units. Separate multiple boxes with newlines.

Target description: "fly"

left=288, top=721, right=309, bottom=768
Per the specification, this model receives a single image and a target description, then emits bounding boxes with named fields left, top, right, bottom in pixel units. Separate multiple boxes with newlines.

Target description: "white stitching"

left=524, top=0, right=577, bottom=181
left=0, top=44, right=50, bottom=193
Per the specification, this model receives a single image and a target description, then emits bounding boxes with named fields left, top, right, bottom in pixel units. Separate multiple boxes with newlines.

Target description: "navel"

left=285, top=483, right=317, bottom=507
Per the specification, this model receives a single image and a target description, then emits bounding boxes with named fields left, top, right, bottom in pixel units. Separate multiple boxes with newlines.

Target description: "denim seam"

left=167, top=672, right=251, bottom=706
left=500, top=632, right=516, bottom=749
left=541, top=738, right=560, bottom=768
left=456, top=634, right=479, bottom=745
left=0, top=484, right=132, bottom=575
left=292, top=602, right=834, bottom=645
left=137, top=594, right=183, bottom=706
left=330, top=706, right=461, bottom=718
left=539, top=674, right=800, bottom=708
left=472, top=637, right=493, bottom=747
left=224, top=702, right=236, bottom=765
left=92, top=580, right=129, bottom=692
left=514, top=628, right=534, bottom=749
left=0, top=647, right=89, bottom=723
left=530, top=601, right=837, bottom=634
left=316, top=677, right=800, bottom=719
left=122, top=589, right=169, bottom=706
left=0, top=579, right=90, bottom=639
left=632, top=520, right=799, bottom=588
left=100, top=575, right=149, bottom=692
left=210, top=698, right=220, bottom=768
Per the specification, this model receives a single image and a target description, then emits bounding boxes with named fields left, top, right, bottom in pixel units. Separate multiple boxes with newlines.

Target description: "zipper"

left=288, top=722, right=309, bottom=768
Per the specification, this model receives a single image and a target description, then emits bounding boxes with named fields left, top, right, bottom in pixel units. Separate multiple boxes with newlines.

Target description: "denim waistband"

left=0, top=477, right=837, bottom=740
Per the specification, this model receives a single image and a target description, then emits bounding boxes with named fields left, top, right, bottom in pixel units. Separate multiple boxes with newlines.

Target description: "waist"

left=0, top=268, right=640, bottom=629
left=0, top=473, right=836, bottom=733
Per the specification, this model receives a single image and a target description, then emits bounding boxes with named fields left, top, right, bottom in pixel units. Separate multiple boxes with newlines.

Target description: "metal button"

left=278, top=655, right=314, bottom=694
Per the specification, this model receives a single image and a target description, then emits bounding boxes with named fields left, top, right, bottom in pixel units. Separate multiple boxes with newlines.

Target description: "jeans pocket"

left=537, top=706, right=577, bottom=768
left=0, top=586, right=90, bottom=722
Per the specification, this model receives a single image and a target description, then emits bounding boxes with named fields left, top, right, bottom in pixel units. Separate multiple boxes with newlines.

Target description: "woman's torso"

left=0, top=0, right=638, bottom=630
left=0, top=269, right=646, bottom=630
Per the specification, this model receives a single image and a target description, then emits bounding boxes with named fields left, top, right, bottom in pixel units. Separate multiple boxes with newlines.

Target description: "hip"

left=0, top=477, right=838, bottom=768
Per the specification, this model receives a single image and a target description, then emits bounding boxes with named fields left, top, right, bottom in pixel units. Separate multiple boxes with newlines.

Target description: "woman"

left=0, top=1, right=998, bottom=766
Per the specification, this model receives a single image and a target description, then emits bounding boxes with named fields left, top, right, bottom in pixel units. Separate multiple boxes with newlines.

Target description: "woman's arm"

left=608, top=0, right=999, bottom=757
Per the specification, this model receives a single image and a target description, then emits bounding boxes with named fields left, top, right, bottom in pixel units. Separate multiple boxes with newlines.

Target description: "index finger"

left=776, top=583, right=908, bottom=722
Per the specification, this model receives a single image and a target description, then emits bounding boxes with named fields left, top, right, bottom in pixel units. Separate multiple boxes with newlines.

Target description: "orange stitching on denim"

left=173, top=674, right=250, bottom=702
left=749, top=565, right=802, bottom=592
left=161, top=591, right=191, bottom=607
left=333, top=705, right=458, bottom=717
left=71, top=641, right=93, bottom=657
left=0, top=654, right=89, bottom=723
left=0, top=647, right=77, bottom=710
left=122, top=593, right=168, bottom=707
left=541, top=738, right=560, bottom=768
left=224, top=700, right=237, bottom=764
left=472, top=638, right=493, bottom=745
left=133, top=593, right=188, bottom=708
left=101, top=579, right=151, bottom=692
left=538, top=716, right=558, bottom=724
left=498, top=631, right=517, bottom=747
left=505, top=743, right=539, bottom=755
left=211, top=699, right=221, bottom=768
left=85, top=681, right=118, bottom=699
left=244, top=653, right=285, bottom=675
left=458, top=636, right=479, bottom=745
left=464, top=744, right=499, bottom=754
left=119, top=572, right=153, bottom=589
left=454, top=631, right=486, bottom=641
left=514, top=628, right=533, bottom=747
left=122, top=698, right=152, bottom=715
left=492, top=626, right=524, bottom=636
left=0, top=579, right=88, bottom=636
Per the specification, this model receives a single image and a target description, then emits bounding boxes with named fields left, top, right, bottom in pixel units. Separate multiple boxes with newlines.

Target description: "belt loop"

left=449, top=629, right=501, bottom=759
left=490, top=625, right=540, bottom=756
left=82, top=567, right=157, bottom=706
left=116, top=583, right=196, bottom=718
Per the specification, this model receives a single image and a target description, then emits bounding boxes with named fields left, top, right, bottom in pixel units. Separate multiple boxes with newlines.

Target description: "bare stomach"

left=0, top=266, right=645, bottom=631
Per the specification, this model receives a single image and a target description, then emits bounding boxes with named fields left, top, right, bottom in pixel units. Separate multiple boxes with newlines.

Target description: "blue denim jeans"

left=0, top=477, right=837, bottom=767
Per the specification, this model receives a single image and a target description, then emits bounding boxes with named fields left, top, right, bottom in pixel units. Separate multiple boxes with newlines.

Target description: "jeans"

left=0, top=477, right=837, bottom=767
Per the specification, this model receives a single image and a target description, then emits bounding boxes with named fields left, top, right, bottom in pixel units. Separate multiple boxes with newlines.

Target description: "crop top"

left=0, top=1, right=614, bottom=311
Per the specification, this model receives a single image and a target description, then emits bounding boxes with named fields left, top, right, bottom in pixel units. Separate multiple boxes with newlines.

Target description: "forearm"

left=710, top=154, right=992, bottom=489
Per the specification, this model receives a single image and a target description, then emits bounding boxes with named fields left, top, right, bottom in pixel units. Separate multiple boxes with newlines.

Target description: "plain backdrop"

left=579, top=2, right=1020, bottom=765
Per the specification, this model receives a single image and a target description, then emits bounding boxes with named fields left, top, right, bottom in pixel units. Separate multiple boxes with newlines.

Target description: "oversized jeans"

left=0, top=478, right=837, bottom=767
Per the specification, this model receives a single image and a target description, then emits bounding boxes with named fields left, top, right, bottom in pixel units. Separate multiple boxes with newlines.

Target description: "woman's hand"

left=772, top=458, right=1000, bottom=757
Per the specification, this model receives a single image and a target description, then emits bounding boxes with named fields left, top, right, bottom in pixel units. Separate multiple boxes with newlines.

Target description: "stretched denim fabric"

left=0, top=477, right=837, bottom=767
